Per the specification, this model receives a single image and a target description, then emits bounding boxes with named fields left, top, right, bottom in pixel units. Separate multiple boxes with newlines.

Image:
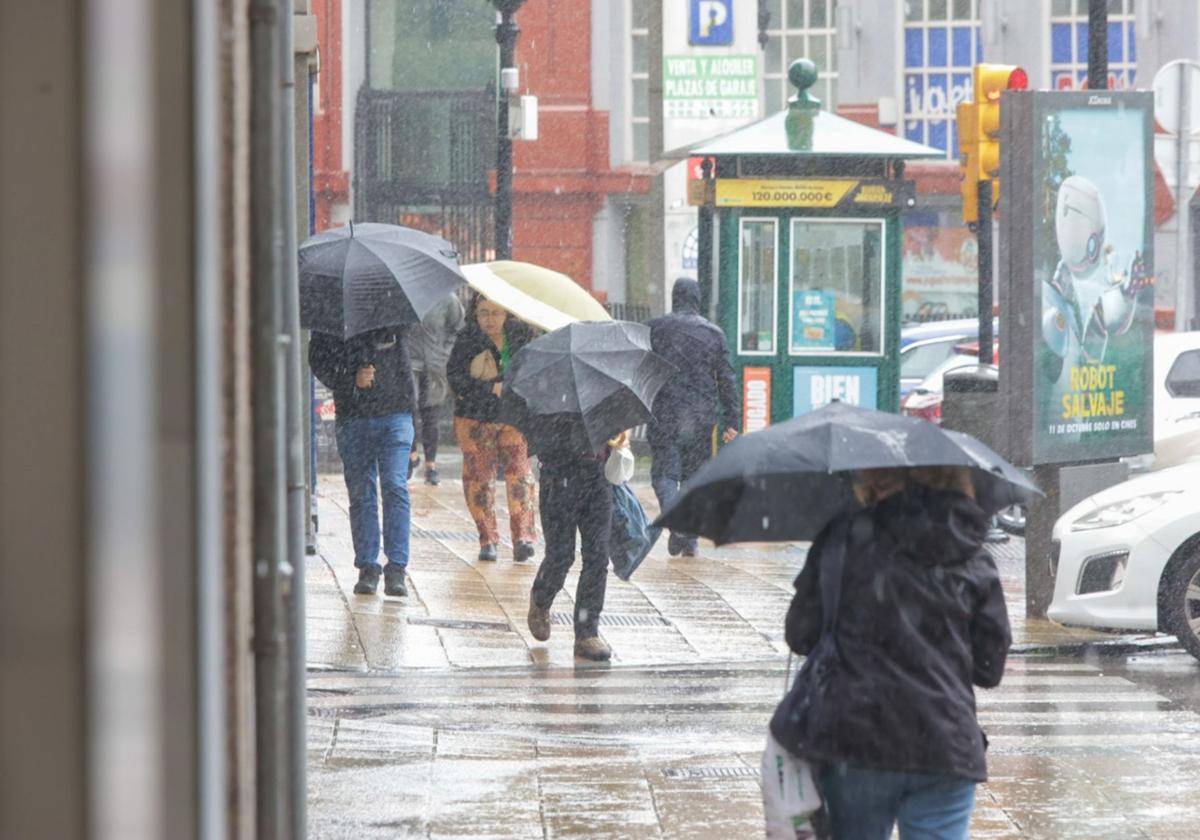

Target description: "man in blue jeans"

left=647, top=279, right=740, bottom=556
left=310, top=327, right=415, bottom=596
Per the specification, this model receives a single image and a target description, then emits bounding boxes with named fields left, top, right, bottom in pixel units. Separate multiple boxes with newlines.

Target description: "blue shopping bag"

left=609, top=483, right=662, bottom=581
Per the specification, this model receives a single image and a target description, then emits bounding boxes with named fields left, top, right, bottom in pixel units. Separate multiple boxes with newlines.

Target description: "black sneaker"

left=514, top=541, right=536, bottom=563
left=681, top=541, right=698, bottom=558
left=384, top=565, right=408, bottom=597
left=353, top=564, right=381, bottom=595
left=407, top=455, right=420, bottom=481
left=425, top=467, right=440, bottom=486
left=478, top=543, right=498, bottom=562
left=667, top=532, right=686, bottom=556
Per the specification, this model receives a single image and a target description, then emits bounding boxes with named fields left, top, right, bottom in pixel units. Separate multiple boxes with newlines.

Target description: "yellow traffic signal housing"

left=956, top=63, right=1027, bottom=226
left=956, top=102, right=979, bottom=224
left=973, top=63, right=1027, bottom=179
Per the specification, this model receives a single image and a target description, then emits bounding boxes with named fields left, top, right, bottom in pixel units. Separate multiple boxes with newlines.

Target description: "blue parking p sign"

left=690, top=0, right=733, bottom=46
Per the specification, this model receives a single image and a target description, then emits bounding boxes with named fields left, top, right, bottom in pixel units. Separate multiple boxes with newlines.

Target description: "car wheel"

left=1163, top=549, right=1200, bottom=661
left=996, top=504, right=1026, bottom=537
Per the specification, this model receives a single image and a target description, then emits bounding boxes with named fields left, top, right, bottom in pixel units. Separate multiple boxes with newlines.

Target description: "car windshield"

left=901, top=338, right=960, bottom=379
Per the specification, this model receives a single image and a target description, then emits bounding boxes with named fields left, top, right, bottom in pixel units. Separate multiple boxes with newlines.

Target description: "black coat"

left=309, top=328, right=415, bottom=419
left=772, top=486, right=1011, bottom=783
left=446, top=319, right=533, bottom=423
left=646, top=279, right=739, bottom=435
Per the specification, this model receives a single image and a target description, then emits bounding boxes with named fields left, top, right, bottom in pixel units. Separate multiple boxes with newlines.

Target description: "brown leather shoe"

left=574, top=635, right=611, bottom=662
left=527, top=593, right=551, bottom=641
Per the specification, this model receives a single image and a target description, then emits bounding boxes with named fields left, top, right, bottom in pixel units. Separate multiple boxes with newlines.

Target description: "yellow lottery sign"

left=709, top=179, right=897, bottom=209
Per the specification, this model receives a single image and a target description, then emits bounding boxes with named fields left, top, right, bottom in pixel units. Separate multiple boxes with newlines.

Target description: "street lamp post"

left=493, top=0, right=525, bottom=260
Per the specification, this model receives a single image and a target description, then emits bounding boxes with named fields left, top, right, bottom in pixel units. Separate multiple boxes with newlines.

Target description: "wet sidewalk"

left=305, top=455, right=1158, bottom=675
left=305, top=456, right=1194, bottom=839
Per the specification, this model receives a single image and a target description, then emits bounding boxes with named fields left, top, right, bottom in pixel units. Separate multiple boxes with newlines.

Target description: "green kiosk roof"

left=688, top=108, right=943, bottom=160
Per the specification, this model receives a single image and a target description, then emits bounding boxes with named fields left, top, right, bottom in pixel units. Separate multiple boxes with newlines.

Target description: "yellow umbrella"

left=484, top=260, right=612, bottom=323
left=460, top=263, right=578, bottom=332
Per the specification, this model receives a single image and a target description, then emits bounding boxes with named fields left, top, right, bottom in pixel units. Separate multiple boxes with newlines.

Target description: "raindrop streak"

left=762, top=516, right=770, bottom=529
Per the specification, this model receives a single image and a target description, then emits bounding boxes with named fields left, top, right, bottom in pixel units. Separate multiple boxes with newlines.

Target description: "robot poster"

left=1029, top=94, right=1154, bottom=464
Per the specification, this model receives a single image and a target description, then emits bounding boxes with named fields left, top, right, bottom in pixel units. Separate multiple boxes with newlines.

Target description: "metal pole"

left=494, top=2, right=522, bottom=260
left=249, top=0, right=290, bottom=835
left=278, top=1, right=308, bottom=836
left=1087, top=0, right=1108, bottom=91
left=697, top=157, right=715, bottom=316
left=1176, top=63, right=1192, bottom=331
left=977, top=179, right=994, bottom=365
left=648, top=0, right=666, bottom=312
left=1191, top=190, right=1200, bottom=330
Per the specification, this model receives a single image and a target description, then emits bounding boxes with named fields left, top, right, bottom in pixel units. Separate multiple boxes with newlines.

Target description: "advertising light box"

left=1000, top=91, right=1155, bottom=465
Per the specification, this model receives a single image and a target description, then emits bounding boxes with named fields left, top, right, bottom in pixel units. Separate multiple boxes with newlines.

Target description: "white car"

left=1048, top=462, right=1200, bottom=660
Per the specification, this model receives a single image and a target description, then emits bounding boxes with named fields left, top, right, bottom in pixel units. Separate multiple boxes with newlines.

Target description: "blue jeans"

left=817, top=764, right=976, bottom=840
left=648, top=421, right=713, bottom=547
left=335, top=413, right=413, bottom=570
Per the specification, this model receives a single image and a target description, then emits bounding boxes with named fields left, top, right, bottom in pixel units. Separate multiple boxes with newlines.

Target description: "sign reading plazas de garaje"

left=664, top=55, right=758, bottom=120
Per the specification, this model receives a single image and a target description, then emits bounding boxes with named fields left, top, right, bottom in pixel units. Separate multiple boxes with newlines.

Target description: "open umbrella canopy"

left=475, top=260, right=612, bottom=324
left=654, top=401, right=1041, bottom=545
left=299, top=223, right=466, bottom=338
left=460, top=263, right=577, bottom=332
left=500, top=321, right=675, bottom=451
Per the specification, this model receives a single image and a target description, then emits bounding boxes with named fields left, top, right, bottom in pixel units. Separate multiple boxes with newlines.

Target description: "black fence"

left=354, top=87, right=495, bottom=263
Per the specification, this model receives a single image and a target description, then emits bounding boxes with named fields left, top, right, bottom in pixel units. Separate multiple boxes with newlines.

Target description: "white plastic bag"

left=604, top=443, right=635, bottom=484
left=762, top=730, right=825, bottom=840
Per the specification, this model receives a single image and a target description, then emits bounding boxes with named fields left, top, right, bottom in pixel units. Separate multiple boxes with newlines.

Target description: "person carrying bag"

left=603, top=432, right=661, bottom=582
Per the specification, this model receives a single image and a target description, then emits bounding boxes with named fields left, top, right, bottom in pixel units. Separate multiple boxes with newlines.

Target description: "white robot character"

left=1042, top=175, right=1149, bottom=376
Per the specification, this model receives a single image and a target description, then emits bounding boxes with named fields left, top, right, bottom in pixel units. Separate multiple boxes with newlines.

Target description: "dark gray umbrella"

left=653, top=401, right=1041, bottom=545
left=298, top=222, right=466, bottom=338
left=499, top=321, right=676, bottom=451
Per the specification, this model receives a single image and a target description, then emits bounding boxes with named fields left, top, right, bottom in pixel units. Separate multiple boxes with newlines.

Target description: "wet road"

left=306, top=472, right=1200, bottom=838
left=307, top=650, right=1200, bottom=839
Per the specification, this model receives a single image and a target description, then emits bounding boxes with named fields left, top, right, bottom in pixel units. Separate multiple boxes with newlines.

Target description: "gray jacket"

left=409, top=294, right=465, bottom=374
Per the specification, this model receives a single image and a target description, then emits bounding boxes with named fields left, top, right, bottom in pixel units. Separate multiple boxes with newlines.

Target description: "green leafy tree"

left=1039, top=112, right=1075, bottom=268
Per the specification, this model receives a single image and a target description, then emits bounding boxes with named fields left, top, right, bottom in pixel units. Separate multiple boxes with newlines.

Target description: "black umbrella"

left=298, top=222, right=466, bottom=338
left=499, top=321, right=676, bottom=451
left=653, top=401, right=1041, bottom=545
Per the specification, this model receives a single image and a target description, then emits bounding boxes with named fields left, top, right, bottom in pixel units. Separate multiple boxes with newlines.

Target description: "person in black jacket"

left=769, top=466, right=1011, bottom=839
left=309, top=327, right=417, bottom=597
left=446, top=296, right=538, bottom=562
left=647, top=278, right=739, bottom=557
left=524, top=419, right=615, bottom=662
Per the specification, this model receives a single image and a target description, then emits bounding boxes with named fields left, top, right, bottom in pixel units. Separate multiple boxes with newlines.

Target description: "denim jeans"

left=335, top=413, right=414, bottom=570
left=816, top=764, right=976, bottom=840
left=649, top=421, right=713, bottom=548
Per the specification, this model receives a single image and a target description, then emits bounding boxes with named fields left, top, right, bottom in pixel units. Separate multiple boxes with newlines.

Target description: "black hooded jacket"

left=773, top=485, right=1011, bottom=782
left=446, top=316, right=533, bottom=423
left=646, top=279, right=739, bottom=434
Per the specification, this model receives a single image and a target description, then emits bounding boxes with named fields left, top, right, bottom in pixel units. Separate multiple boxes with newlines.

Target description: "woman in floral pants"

left=446, top=296, right=537, bottom=562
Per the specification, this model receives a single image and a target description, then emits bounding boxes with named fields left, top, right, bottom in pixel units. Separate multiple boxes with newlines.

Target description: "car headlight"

left=1070, top=492, right=1183, bottom=531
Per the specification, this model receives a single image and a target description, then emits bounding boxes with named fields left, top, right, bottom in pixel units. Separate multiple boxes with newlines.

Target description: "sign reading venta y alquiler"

left=689, top=0, right=733, bottom=46
left=664, top=55, right=758, bottom=120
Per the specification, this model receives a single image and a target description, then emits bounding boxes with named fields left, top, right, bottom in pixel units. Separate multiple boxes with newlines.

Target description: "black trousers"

left=409, top=371, right=442, bottom=462
left=532, top=460, right=613, bottom=638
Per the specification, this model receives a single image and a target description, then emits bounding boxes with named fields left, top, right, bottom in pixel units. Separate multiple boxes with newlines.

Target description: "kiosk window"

left=789, top=220, right=883, bottom=354
left=739, top=219, right=778, bottom=354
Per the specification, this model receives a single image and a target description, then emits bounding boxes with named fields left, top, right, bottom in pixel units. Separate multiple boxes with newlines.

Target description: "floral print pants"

left=454, top=417, right=537, bottom=546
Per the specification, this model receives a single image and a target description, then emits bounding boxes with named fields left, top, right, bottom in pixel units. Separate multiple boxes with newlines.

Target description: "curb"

left=1010, top=634, right=1181, bottom=657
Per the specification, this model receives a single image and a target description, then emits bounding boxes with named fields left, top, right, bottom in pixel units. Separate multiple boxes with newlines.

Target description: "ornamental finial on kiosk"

left=787, top=59, right=821, bottom=112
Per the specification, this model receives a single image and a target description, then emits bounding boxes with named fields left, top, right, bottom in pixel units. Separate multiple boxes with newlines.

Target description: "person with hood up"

left=646, top=278, right=739, bottom=557
left=309, top=326, right=417, bottom=597
left=766, top=466, right=1011, bottom=840
left=406, top=292, right=465, bottom=486
left=446, top=295, right=538, bottom=563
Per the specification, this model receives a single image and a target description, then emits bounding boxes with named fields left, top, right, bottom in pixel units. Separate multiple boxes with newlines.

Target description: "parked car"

left=1048, top=461, right=1200, bottom=660
left=899, top=318, right=995, bottom=397
left=900, top=340, right=999, bottom=424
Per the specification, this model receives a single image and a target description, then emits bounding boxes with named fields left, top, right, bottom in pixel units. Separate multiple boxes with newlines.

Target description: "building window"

left=763, top=0, right=839, bottom=112
left=902, top=0, right=981, bottom=159
left=1049, top=0, right=1136, bottom=91
left=630, top=0, right=649, bottom=162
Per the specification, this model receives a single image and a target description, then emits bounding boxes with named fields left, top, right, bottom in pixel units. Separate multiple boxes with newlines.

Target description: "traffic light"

left=955, top=63, right=1027, bottom=226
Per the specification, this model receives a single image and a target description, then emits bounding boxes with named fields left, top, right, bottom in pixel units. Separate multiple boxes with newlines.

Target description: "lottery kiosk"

left=691, top=60, right=941, bottom=430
